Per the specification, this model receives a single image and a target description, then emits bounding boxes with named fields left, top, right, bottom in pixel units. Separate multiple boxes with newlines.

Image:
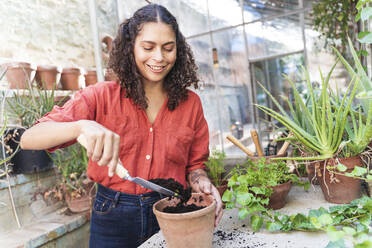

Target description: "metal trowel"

left=77, top=135, right=177, bottom=197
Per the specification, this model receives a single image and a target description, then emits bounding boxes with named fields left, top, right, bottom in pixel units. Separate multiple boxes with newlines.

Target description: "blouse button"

left=146, top=155, right=151, bottom=160
left=150, top=127, right=153, bottom=132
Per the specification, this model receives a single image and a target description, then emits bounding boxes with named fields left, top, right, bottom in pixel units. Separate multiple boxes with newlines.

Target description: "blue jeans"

left=89, top=184, right=164, bottom=248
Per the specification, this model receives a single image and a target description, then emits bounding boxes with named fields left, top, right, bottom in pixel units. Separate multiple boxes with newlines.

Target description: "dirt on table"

left=150, top=178, right=206, bottom=213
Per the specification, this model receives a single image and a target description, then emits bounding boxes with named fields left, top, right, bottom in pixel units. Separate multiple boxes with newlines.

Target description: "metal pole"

left=299, top=0, right=308, bottom=68
left=88, top=0, right=104, bottom=82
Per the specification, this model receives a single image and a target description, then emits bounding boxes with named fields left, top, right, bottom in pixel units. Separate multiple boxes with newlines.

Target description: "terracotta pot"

left=317, top=156, right=362, bottom=204
left=266, top=181, right=292, bottom=210
left=366, top=180, right=372, bottom=197
left=60, top=67, right=80, bottom=90
left=5, top=62, right=34, bottom=89
left=216, top=180, right=228, bottom=197
left=84, top=69, right=98, bottom=87
left=153, top=193, right=216, bottom=248
left=65, top=194, right=94, bottom=213
left=35, top=65, right=59, bottom=90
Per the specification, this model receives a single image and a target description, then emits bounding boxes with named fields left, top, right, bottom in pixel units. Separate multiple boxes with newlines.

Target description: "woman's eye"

left=143, top=47, right=153, bottom=51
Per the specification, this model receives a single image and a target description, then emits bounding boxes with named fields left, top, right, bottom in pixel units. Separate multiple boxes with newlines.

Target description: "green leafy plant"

left=47, top=143, right=92, bottom=200
left=205, top=150, right=226, bottom=187
left=222, top=158, right=308, bottom=231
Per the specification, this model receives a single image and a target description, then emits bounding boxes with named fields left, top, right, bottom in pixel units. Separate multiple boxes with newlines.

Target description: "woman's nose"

left=153, top=48, right=164, bottom=61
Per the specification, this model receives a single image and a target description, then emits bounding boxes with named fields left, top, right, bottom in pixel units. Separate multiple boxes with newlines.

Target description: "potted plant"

left=255, top=57, right=372, bottom=203
left=222, top=158, right=307, bottom=231
left=47, top=143, right=95, bottom=213
left=4, top=81, right=65, bottom=174
left=204, top=150, right=228, bottom=197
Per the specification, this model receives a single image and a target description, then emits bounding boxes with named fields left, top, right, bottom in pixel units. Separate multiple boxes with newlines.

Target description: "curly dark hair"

left=108, top=4, right=200, bottom=111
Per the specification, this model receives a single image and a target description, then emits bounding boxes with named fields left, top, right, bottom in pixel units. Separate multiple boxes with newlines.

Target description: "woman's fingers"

left=107, top=134, right=120, bottom=177
left=211, top=186, right=223, bottom=227
left=92, top=132, right=104, bottom=162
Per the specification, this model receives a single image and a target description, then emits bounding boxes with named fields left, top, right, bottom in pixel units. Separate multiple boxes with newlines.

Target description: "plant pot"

left=153, top=193, right=216, bottom=248
left=60, top=67, right=80, bottom=90
left=6, top=128, right=53, bottom=174
left=317, top=156, right=362, bottom=204
left=35, top=65, right=60, bottom=90
left=266, top=181, right=292, bottom=210
left=84, top=69, right=98, bottom=87
left=5, top=62, right=34, bottom=89
left=64, top=181, right=96, bottom=213
left=366, top=180, right=372, bottom=197
left=216, top=180, right=228, bottom=197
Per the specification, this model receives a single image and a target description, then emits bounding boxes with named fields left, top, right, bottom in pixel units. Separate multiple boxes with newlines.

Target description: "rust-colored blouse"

left=37, top=82, right=209, bottom=194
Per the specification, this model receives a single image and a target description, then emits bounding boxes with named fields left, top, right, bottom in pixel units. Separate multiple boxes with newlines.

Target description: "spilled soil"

left=150, top=178, right=206, bottom=213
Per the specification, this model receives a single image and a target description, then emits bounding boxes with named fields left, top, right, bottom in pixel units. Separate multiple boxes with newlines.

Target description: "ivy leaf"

left=361, top=7, right=372, bottom=21
left=291, top=214, right=309, bottom=229
left=358, top=31, right=370, bottom=40
left=358, top=33, right=372, bottom=44
left=238, top=207, right=249, bottom=220
left=351, top=166, right=367, bottom=177
left=319, top=214, right=333, bottom=225
left=251, top=215, right=264, bottom=232
left=225, top=202, right=235, bottom=209
left=310, top=217, right=322, bottom=229
left=236, top=188, right=252, bottom=206
left=266, top=221, right=283, bottom=231
left=355, top=241, right=372, bottom=248
left=325, top=239, right=346, bottom=248
left=355, top=11, right=362, bottom=22
left=359, top=214, right=371, bottom=226
left=228, top=175, right=237, bottom=187
left=366, top=175, right=372, bottom=180
left=222, top=189, right=233, bottom=202
left=326, top=226, right=345, bottom=242
left=250, top=186, right=266, bottom=195
left=337, top=163, right=347, bottom=172
left=341, top=226, right=356, bottom=236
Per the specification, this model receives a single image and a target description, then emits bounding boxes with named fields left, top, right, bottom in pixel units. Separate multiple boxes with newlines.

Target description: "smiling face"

left=134, top=22, right=177, bottom=86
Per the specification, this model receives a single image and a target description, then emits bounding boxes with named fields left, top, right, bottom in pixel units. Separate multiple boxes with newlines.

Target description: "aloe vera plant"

left=256, top=63, right=358, bottom=161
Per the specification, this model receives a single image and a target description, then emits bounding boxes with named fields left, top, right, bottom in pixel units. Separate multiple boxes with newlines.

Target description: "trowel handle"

left=226, top=135, right=255, bottom=157
left=76, top=134, right=130, bottom=179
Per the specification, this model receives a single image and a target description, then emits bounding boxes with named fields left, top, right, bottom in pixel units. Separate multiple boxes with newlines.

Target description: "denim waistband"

left=96, top=184, right=162, bottom=206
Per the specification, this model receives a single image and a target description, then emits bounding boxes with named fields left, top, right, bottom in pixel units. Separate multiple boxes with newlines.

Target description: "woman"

left=21, top=4, right=222, bottom=248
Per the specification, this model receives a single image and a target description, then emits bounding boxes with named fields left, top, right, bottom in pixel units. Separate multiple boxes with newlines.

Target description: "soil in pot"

left=317, top=157, right=362, bottom=204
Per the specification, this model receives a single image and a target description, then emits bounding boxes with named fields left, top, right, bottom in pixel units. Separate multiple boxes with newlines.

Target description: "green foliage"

left=223, top=158, right=308, bottom=231
left=256, top=64, right=358, bottom=161
left=205, top=150, right=226, bottom=187
left=356, top=0, right=372, bottom=45
left=50, top=143, right=89, bottom=192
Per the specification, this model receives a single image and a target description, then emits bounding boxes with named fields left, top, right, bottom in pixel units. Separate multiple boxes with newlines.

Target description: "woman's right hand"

left=77, top=120, right=120, bottom=177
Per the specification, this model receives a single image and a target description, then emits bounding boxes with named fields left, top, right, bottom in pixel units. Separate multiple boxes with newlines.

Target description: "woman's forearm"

left=187, top=168, right=210, bottom=190
left=20, top=121, right=82, bottom=150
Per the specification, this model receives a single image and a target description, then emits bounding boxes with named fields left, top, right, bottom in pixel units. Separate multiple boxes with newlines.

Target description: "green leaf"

left=222, top=189, right=232, bottom=202
left=366, top=175, right=372, bottom=180
left=358, top=31, right=370, bottom=39
left=341, top=226, right=356, bottom=236
left=359, top=214, right=371, bottom=226
left=358, top=33, right=372, bottom=44
left=236, top=188, right=252, bottom=206
left=361, top=7, right=372, bottom=21
left=352, top=166, right=368, bottom=177
left=310, top=216, right=322, bottom=229
left=326, top=226, right=345, bottom=242
left=355, top=241, right=372, bottom=248
left=325, top=239, right=346, bottom=248
left=225, top=202, right=235, bottom=209
left=266, top=221, right=283, bottom=231
left=319, top=214, right=333, bottom=225
left=337, top=163, right=347, bottom=172
left=356, top=11, right=362, bottom=22
left=251, top=215, right=264, bottom=232
left=250, top=186, right=266, bottom=195
left=238, top=207, right=249, bottom=220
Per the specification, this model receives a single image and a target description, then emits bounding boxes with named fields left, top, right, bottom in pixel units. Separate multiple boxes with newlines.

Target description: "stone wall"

left=0, top=0, right=117, bottom=68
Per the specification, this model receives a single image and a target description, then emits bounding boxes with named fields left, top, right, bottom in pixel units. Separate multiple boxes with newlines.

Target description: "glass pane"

left=242, top=0, right=300, bottom=22
left=245, top=13, right=303, bottom=61
left=156, top=0, right=209, bottom=37
left=252, top=53, right=305, bottom=149
left=208, top=0, right=243, bottom=30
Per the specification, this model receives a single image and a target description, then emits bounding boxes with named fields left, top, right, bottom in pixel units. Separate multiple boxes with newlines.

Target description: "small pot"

left=153, top=193, right=216, bottom=248
left=35, top=65, right=60, bottom=90
left=60, top=67, right=80, bottom=90
left=306, top=162, right=319, bottom=185
left=84, top=69, right=98, bottom=87
left=216, top=180, right=228, bottom=197
left=266, top=181, right=292, bottom=210
left=5, top=62, right=35, bottom=89
left=317, top=156, right=362, bottom=204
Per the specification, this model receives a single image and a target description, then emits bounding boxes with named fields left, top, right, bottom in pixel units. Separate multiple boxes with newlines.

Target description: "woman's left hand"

left=188, top=169, right=223, bottom=227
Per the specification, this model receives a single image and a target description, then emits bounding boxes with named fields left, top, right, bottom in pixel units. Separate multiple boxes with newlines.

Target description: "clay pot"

left=153, top=193, right=216, bottom=248
left=317, top=156, right=362, bottom=204
left=5, top=62, right=34, bottom=89
left=366, top=180, right=372, bottom=197
left=35, top=65, right=59, bottom=90
left=64, top=181, right=96, bottom=213
left=60, top=67, right=81, bottom=90
left=266, top=181, right=292, bottom=210
left=84, top=69, right=98, bottom=87
left=216, top=180, right=228, bottom=197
